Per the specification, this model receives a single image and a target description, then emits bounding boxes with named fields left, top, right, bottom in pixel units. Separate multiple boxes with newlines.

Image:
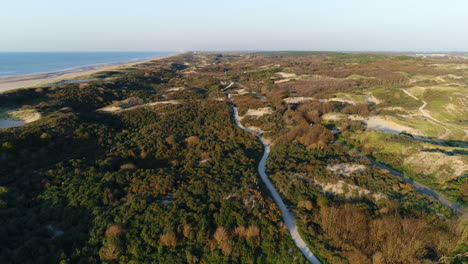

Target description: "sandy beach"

left=0, top=53, right=178, bottom=94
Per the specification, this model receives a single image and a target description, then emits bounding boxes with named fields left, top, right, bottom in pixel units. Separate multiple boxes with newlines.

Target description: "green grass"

left=372, top=87, right=420, bottom=110
left=341, top=131, right=467, bottom=204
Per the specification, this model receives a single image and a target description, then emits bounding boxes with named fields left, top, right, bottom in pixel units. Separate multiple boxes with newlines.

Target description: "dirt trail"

left=224, top=81, right=321, bottom=264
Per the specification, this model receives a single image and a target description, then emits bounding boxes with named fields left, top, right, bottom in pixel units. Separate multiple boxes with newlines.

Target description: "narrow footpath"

left=224, top=82, right=321, bottom=264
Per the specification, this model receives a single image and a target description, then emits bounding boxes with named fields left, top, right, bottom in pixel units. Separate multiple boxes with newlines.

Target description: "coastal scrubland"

left=0, top=52, right=466, bottom=263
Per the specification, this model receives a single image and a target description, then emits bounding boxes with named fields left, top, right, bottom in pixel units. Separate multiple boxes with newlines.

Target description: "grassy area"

left=341, top=131, right=468, bottom=205
left=372, top=87, right=419, bottom=109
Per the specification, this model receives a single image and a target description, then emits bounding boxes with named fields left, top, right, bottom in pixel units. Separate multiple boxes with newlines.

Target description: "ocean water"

left=0, top=52, right=173, bottom=78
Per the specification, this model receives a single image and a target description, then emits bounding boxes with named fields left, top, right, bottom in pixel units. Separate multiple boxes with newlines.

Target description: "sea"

left=0, top=52, right=174, bottom=78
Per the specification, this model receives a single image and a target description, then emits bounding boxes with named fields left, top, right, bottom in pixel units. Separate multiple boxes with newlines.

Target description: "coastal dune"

left=0, top=53, right=177, bottom=94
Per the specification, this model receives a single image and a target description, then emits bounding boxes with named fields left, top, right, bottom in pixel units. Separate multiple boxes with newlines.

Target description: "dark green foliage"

left=0, top=56, right=307, bottom=263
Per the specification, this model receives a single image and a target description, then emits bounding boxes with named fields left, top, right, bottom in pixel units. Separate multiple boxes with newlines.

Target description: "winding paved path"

left=224, top=82, right=321, bottom=264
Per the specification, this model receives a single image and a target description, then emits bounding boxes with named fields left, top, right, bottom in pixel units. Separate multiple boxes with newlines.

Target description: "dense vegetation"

left=0, top=52, right=466, bottom=264
left=268, top=142, right=465, bottom=263
left=0, top=54, right=308, bottom=263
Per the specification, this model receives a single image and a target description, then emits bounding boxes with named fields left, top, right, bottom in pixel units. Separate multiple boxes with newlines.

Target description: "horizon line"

left=0, top=50, right=466, bottom=54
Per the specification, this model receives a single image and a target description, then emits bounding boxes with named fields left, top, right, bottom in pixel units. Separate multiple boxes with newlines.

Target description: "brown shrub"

left=372, top=251, right=385, bottom=264
left=182, top=224, right=193, bottom=239
left=277, top=124, right=333, bottom=148
left=213, top=227, right=233, bottom=256
left=233, top=226, right=247, bottom=237
left=185, top=136, right=201, bottom=146
left=234, top=225, right=260, bottom=239
left=159, top=232, right=177, bottom=248
left=214, top=227, right=229, bottom=243
left=370, top=217, right=428, bottom=263
left=78, top=83, right=90, bottom=89
left=344, top=247, right=371, bottom=264
left=297, top=101, right=337, bottom=123
left=341, top=103, right=371, bottom=116
left=297, top=200, right=313, bottom=211
left=245, top=226, right=260, bottom=239
left=317, top=204, right=369, bottom=249
left=119, top=163, right=137, bottom=171
left=462, top=181, right=468, bottom=196
left=140, top=151, right=148, bottom=159
left=283, top=109, right=308, bottom=125
left=100, top=243, right=120, bottom=261
left=105, top=225, right=123, bottom=238
left=219, top=240, right=233, bottom=256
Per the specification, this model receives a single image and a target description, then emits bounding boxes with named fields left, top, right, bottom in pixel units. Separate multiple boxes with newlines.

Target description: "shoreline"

left=0, top=53, right=179, bottom=93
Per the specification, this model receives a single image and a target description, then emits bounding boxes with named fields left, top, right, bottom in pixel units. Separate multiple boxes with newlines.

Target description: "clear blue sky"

left=1, top=0, right=467, bottom=52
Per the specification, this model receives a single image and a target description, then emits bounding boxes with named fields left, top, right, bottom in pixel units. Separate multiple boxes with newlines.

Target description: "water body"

left=0, top=118, right=25, bottom=129
left=0, top=52, right=173, bottom=78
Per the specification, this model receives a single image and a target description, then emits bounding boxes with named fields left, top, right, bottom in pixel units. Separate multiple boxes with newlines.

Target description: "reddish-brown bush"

left=277, top=124, right=333, bottom=148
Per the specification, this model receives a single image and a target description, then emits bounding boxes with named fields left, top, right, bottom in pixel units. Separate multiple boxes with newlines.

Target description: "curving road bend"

left=224, top=82, right=321, bottom=264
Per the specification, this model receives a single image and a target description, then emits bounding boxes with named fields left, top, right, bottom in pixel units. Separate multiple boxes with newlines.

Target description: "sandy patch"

left=283, top=97, right=315, bottom=104
left=276, top=72, right=297, bottom=78
left=445, top=103, right=462, bottom=115
left=236, top=88, right=250, bottom=95
left=327, top=163, right=366, bottom=177
left=98, top=97, right=145, bottom=112
left=404, top=152, right=468, bottom=183
left=365, top=93, right=381, bottom=104
left=321, top=113, right=346, bottom=121
left=446, top=74, right=463, bottom=79
left=147, top=100, right=180, bottom=106
left=182, top=68, right=197, bottom=74
left=259, top=64, right=280, bottom=69
left=430, top=63, right=468, bottom=70
left=244, top=107, right=273, bottom=117
left=381, top=106, right=407, bottom=112
left=9, top=109, right=41, bottom=123
left=167, top=87, right=185, bottom=92
left=328, top=97, right=356, bottom=105
left=274, top=72, right=311, bottom=84
left=352, top=115, right=420, bottom=135
left=98, top=100, right=180, bottom=113
left=315, top=179, right=386, bottom=201
left=346, top=74, right=375, bottom=80
left=246, top=126, right=266, bottom=134
left=275, top=78, right=296, bottom=84
left=98, top=106, right=122, bottom=113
